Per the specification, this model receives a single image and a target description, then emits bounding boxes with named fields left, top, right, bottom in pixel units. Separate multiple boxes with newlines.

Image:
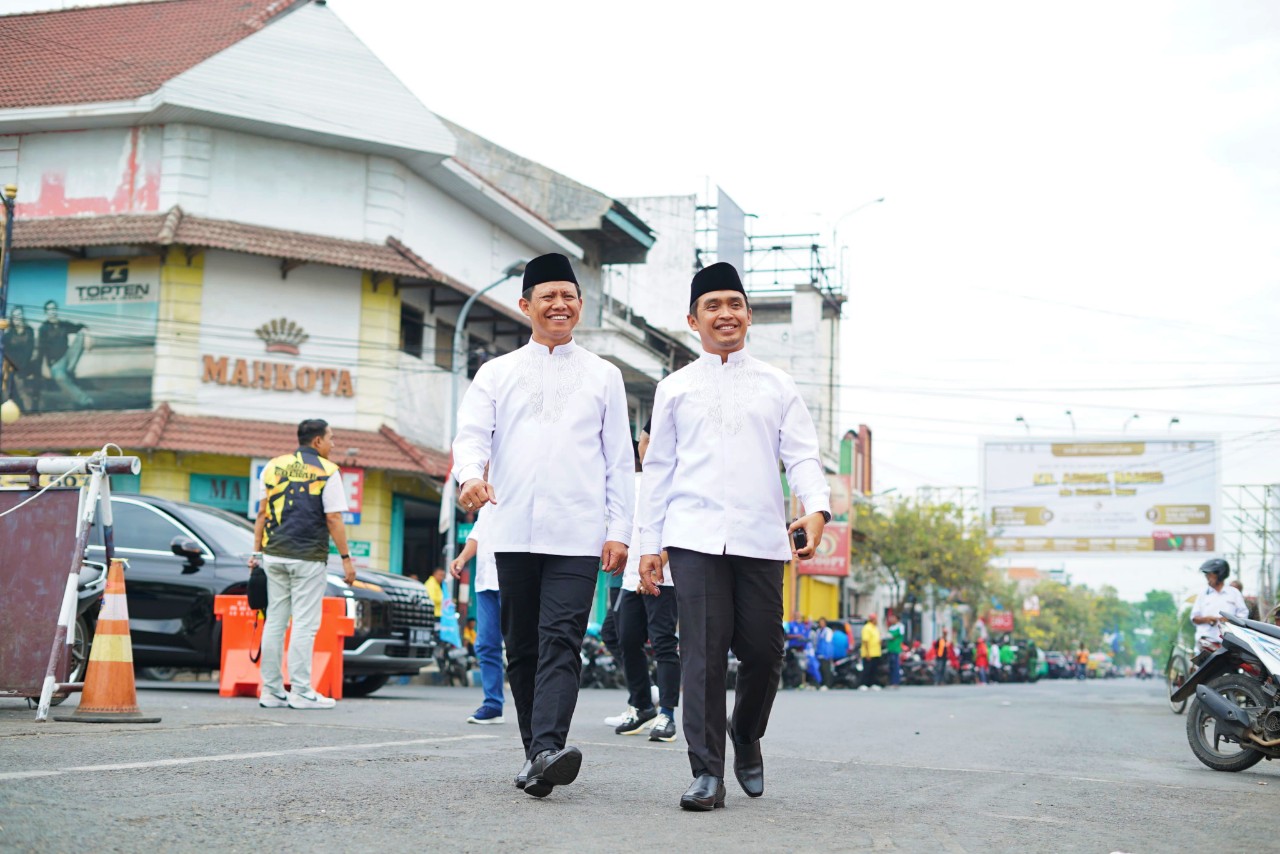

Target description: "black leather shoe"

left=679, top=774, right=726, bottom=811
left=523, top=746, right=583, bottom=798
left=733, top=739, right=764, bottom=798
left=514, top=758, right=533, bottom=789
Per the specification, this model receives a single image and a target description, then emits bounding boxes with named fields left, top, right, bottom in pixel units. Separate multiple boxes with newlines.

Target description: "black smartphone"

left=791, top=525, right=807, bottom=551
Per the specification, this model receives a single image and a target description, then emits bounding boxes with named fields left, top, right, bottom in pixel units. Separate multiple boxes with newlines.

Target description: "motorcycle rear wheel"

left=1185, top=674, right=1267, bottom=772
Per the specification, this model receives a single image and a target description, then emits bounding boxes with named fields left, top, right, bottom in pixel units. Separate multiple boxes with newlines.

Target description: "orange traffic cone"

left=55, top=559, right=160, bottom=723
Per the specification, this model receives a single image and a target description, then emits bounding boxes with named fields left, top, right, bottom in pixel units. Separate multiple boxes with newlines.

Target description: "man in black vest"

left=252, top=419, right=356, bottom=710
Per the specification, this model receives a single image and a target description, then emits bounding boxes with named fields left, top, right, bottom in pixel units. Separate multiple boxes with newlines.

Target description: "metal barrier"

left=0, top=451, right=140, bottom=719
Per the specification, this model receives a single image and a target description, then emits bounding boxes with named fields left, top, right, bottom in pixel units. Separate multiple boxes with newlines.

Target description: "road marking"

left=575, top=736, right=1221, bottom=793
left=981, top=812, right=1068, bottom=825
left=0, top=734, right=496, bottom=781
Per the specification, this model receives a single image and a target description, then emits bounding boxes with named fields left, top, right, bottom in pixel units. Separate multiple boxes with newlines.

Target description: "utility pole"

left=0, top=184, right=18, bottom=449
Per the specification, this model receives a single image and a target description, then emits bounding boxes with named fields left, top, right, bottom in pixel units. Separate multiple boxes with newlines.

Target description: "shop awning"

left=11, top=207, right=530, bottom=329
left=0, top=403, right=448, bottom=477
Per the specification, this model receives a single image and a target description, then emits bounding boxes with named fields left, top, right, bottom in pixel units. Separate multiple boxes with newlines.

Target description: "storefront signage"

left=200, top=317, right=354, bottom=397
left=190, top=474, right=252, bottom=513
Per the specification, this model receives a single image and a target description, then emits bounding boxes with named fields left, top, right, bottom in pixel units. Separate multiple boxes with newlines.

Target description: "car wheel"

left=342, top=674, right=390, bottom=698
left=137, top=667, right=180, bottom=681
left=49, top=616, right=93, bottom=707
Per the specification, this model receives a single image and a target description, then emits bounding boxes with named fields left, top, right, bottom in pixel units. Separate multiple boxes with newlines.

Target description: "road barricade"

left=213, top=595, right=354, bottom=700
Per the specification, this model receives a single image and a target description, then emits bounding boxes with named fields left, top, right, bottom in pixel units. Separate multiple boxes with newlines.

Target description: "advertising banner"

left=982, top=438, right=1219, bottom=556
left=3, top=257, right=158, bottom=413
left=798, top=470, right=854, bottom=577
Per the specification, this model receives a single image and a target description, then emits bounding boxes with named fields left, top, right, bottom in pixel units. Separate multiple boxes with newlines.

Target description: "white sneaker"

left=259, top=690, right=289, bottom=708
left=871, top=685, right=882, bottom=691
left=287, top=689, right=336, bottom=709
left=604, top=709, right=630, bottom=727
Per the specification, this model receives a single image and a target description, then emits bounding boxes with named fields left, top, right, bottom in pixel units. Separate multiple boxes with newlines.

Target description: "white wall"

left=613, top=195, right=699, bottom=335
left=7, top=127, right=163, bottom=217
left=192, top=251, right=362, bottom=426
left=400, top=171, right=537, bottom=308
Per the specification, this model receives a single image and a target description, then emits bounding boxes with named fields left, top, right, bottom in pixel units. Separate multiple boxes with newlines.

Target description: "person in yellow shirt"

left=424, top=566, right=446, bottom=620
left=860, top=614, right=883, bottom=690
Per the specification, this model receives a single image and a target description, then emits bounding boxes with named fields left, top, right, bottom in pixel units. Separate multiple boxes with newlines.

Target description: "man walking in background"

left=884, top=612, right=904, bottom=688
left=253, top=418, right=356, bottom=710
left=860, top=614, right=882, bottom=691
left=450, top=510, right=505, bottom=725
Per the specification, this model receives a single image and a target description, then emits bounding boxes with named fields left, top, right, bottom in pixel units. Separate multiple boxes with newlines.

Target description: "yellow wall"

left=153, top=248, right=205, bottom=405
left=355, top=272, right=401, bottom=432
left=783, top=567, right=841, bottom=621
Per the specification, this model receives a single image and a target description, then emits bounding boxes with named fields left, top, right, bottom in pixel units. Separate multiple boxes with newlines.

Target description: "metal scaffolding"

left=1221, top=484, right=1280, bottom=614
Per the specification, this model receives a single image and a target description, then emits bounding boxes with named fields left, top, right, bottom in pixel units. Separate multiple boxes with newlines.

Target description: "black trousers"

left=669, top=547, right=784, bottom=779
left=599, top=585, right=623, bottom=661
left=618, top=587, right=680, bottom=710
left=496, top=552, right=599, bottom=758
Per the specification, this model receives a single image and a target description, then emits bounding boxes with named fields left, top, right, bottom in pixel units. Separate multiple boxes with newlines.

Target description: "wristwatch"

left=340, top=553, right=351, bottom=560
left=819, top=511, right=831, bottom=523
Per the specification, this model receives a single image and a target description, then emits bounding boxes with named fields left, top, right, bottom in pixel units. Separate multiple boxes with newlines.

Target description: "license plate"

left=409, top=628, right=432, bottom=646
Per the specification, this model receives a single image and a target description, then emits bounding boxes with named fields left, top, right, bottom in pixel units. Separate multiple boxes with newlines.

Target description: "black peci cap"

left=523, top=253, right=578, bottom=290
left=689, top=262, right=745, bottom=308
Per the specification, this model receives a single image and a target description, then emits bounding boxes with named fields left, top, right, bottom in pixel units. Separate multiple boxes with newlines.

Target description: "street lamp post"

left=0, top=184, right=17, bottom=446
left=444, top=261, right=526, bottom=569
left=830, top=196, right=885, bottom=291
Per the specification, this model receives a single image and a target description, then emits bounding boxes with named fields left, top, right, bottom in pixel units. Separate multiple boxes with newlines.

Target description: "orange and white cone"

left=55, top=559, right=160, bottom=724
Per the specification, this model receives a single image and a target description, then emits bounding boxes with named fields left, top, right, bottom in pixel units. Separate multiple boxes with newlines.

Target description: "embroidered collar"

left=697, top=347, right=750, bottom=365
left=524, top=337, right=578, bottom=356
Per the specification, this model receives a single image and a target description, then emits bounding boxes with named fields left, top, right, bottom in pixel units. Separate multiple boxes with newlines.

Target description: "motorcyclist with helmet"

left=1189, top=558, right=1249, bottom=660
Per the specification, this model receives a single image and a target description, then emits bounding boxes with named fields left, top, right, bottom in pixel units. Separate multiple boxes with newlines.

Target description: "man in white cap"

left=452, top=252, right=634, bottom=798
left=638, top=262, right=830, bottom=811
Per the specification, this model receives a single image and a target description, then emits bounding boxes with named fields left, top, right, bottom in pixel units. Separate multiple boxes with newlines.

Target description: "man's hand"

left=459, top=478, right=497, bottom=513
left=788, top=512, right=827, bottom=561
left=342, top=556, right=356, bottom=585
left=638, top=554, right=664, bottom=596
left=601, top=540, right=628, bottom=575
left=247, top=554, right=260, bottom=569
left=449, top=555, right=466, bottom=580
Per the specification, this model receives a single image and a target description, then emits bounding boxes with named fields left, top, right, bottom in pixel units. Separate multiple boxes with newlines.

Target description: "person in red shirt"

left=975, top=636, right=989, bottom=685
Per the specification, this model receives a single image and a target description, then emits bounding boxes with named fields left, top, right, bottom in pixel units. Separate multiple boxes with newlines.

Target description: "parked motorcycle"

left=1173, top=611, right=1280, bottom=772
left=579, top=634, right=623, bottom=689
left=434, top=640, right=474, bottom=687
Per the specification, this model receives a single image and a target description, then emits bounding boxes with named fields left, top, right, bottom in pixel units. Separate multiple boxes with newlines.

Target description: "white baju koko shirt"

left=622, top=472, right=673, bottom=592
left=1191, top=584, right=1249, bottom=646
left=638, top=348, right=831, bottom=562
left=453, top=339, right=635, bottom=557
left=467, top=509, right=498, bottom=593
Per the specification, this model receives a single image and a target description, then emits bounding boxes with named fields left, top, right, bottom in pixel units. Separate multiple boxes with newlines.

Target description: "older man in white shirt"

left=1191, top=558, right=1249, bottom=655
left=452, top=252, right=635, bottom=799
left=637, top=262, right=830, bottom=811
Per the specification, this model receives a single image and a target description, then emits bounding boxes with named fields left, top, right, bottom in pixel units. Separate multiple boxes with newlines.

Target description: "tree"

left=851, top=499, right=995, bottom=613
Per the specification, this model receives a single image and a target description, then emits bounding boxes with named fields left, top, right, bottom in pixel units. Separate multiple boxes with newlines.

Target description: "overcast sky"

left=5, top=0, right=1278, bottom=601
left=325, top=1, right=1280, bottom=601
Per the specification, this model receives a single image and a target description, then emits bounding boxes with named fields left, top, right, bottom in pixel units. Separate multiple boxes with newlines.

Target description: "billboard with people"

left=982, top=437, right=1220, bottom=556
left=3, top=257, right=159, bottom=413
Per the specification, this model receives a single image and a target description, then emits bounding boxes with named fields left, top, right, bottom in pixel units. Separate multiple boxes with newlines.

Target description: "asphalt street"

left=0, top=677, right=1271, bottom=853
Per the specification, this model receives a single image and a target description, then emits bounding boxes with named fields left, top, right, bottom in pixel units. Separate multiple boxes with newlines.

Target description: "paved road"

left=0, top=677, right=1271, bottom=852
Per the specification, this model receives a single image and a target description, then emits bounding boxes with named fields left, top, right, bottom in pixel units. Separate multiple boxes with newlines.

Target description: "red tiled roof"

left=12, top=208, right=530, bottom=327
left=0, top=403, right=448, bottom=477
left=0, top=0, right=305, bottom=109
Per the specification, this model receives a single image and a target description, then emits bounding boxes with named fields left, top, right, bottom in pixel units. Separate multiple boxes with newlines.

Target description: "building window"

left=435, top=320, right=454, bottom=371
left=400, top=304, right=425, bottom=359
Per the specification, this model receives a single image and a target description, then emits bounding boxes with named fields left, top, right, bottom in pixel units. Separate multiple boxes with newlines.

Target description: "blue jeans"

left=475, top=589, right=504, bottom=712
left=888, top=652, right=901, bottom=686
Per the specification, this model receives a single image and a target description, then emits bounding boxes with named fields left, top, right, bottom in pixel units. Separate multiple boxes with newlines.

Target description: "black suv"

left=76, top=494, right=435, bottom=696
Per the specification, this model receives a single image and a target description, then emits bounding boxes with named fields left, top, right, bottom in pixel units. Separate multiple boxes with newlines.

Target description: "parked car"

left=75, top=494, right=435, bottom=697
left=1044, top=650, right=1073, bottom=679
